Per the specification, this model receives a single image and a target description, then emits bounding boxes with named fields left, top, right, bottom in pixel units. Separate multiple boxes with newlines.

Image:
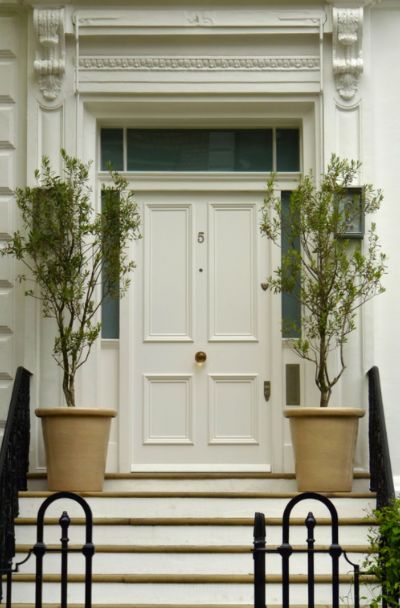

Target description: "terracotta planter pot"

left=284, top=407, right=365, bottom=492
left=36, top=408, right=117, bottom=492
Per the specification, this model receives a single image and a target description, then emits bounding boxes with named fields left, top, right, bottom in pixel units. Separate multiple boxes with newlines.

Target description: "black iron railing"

left=368, top=366, right=395, bottom=509
left=253, top=492, right=362, bottom=608
left=3, top=491, right=94, bottom=608
left=367, top=366, right=397, bottom=608
left=0, top=366, right=32, bottom=603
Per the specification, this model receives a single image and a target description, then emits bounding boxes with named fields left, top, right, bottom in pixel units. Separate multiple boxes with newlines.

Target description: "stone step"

left=27, top=472, right=371, bottom=493
left=7, top=573, right=375, bottom=605
left=12, top=478, right=376, bottom=606
left=14, top=544, right=369, bottom=575
left=6, top=605, right=364, bottom=608
left=15, top=516, right=374, bottom=545
left=17, top=491, right=376, bottom=519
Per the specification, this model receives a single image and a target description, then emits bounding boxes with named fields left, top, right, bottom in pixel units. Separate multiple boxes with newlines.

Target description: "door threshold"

left=131, top=464, right=272, bottom=473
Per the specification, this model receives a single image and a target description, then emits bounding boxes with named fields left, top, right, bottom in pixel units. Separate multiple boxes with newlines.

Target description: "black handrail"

left=0, top=366, right=32, bottom=602
left=367, top=366, right=395, bottom=508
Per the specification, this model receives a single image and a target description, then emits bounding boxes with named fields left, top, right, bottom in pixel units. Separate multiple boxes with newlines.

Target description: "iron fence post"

left=253, top=512, right=266, bottom=608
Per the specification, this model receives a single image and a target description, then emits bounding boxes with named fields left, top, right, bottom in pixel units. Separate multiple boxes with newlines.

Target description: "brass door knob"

left=195, top=351, right=207, bottom=363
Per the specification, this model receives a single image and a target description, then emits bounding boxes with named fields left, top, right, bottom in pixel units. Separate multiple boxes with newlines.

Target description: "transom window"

left=100, top=128, right=300, bottom=172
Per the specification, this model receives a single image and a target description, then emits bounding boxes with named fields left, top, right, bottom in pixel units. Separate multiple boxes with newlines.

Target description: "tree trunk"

left=318, top=334, right=331, bottom=407
left=63, top=371, right=75, bottom=407
left=319, top=388, right=331, bottom=407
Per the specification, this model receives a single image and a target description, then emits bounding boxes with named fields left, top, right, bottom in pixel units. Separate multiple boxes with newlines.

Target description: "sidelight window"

left=281, top=190, right=301, bottom=339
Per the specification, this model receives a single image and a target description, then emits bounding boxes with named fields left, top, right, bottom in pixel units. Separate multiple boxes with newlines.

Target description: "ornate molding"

left=185, top=12, right=214, bottom=26
left=332, top=7, right=363, bottom=101
left=33, top=8, right=65, bottom=102
left=326, top=0, right=380, bottom=5
left=79, top=55, right=320, bottom=72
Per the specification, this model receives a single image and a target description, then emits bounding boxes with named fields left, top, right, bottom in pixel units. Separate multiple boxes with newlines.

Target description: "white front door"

left=131, top=188, right=271, bottom=471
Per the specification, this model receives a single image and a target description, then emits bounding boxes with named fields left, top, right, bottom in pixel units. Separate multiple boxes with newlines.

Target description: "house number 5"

left=197, top=232, right=205, bottom=243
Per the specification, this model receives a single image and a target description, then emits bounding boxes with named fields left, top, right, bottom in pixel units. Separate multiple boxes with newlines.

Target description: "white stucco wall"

left=0, top=7, right=27, bottom=417
left=366, top=6, right=400, bottom=487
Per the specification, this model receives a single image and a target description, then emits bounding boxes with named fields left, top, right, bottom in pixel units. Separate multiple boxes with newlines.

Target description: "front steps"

left=27, top=471, right=371, bottom=493
left=11, top=473, right=377, bottom=606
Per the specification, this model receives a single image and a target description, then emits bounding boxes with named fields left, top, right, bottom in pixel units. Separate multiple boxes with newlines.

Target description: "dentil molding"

left=79, top=56, right=320, bottom=71
left=33, top=8, right=65, bottom=102
left=332, top=7, right=363, bottom=101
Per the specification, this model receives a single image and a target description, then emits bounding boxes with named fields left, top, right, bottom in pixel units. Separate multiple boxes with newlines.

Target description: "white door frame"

left=81, top=95, right=320, bottom=473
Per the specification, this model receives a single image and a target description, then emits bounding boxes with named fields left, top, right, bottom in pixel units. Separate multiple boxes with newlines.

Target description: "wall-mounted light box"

left=336, top=186, right=364, bottom=239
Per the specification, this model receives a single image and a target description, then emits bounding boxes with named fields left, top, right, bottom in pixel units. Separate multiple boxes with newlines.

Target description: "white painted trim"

left=131, top=464, right=272, bottom=473
left=89, top=94, right=318, bottom=473
left=74, top=9, right=324, bottom=33
left=98, top=172, right=301, bottom=194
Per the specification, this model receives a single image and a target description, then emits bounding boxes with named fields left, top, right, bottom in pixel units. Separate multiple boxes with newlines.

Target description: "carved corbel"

left=33, top=8, right=65, bottom=101
left=332, top=7, right=363, bottom=101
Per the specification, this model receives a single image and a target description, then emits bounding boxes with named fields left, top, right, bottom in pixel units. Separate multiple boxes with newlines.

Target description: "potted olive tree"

left=260, top=155, right=386, bottom=491
left=2, top=150, right=141, bottom=491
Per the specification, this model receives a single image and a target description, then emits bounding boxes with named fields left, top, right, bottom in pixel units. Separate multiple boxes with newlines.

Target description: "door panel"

left=144, top=204, right=193, bottom=341
left=209, top=204, right=257, bottom=340
left=208, top=374, right=258, bottom=444
left=132, top=190, right=271, bottom=471
left=143, top=374, right=193, bottom=445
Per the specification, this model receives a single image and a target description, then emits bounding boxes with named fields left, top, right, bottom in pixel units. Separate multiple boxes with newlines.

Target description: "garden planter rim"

left=284, top=406, right=365, bottom=419
left=35, top=407, right=117, bottom=418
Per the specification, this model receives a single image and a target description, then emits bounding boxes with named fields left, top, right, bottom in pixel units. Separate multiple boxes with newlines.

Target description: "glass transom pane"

left=126, top=129, right=273, bottom=172
left=276, top=129, right=300, bottom=172
left=101, top=128, right=124, bottom=171
left=100, top=128, right=301, bottom=173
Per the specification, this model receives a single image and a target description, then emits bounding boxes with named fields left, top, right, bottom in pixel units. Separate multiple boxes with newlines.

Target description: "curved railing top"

left=281, top=491, right=339, bottom=544
left=36, top=491, right=94, bottom=543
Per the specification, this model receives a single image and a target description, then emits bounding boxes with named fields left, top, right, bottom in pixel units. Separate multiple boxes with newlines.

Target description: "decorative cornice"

left=33, top=8, right=65, bottom=102
left=79, top=55, right=320, bottom=72
left=326, top=0, right=380, bottom=6
left=185, top=12, right=214, bottom=26
left=332, top=7, right=363, bottom=101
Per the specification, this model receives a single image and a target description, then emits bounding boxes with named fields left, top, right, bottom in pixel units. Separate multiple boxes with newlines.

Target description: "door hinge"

left=264, top=381, right=271, bottom=402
